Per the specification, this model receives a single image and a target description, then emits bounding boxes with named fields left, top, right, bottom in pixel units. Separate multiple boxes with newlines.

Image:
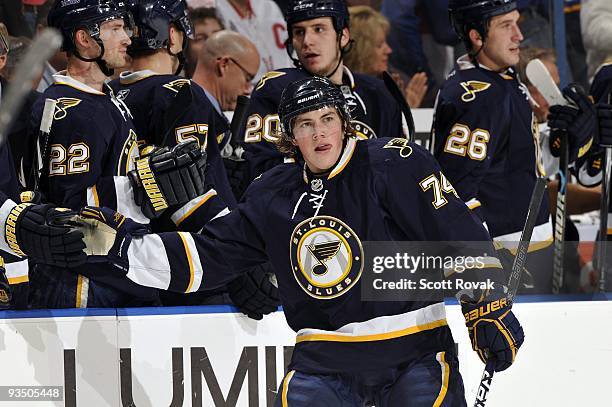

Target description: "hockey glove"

left=4, top=203, right=86, bottom=267
left=78, top=206, right=150, bottom=270
left=128, top=141, right=207, bottom=219
left=227, top=263, right=280, bottom=320
left=548, top=83, right=596, bottom=163
left=596, top=103, right=612, bottom=147
left=461, top=292, right=524, bottom=372
left=0, top=258, right=10, bottom=309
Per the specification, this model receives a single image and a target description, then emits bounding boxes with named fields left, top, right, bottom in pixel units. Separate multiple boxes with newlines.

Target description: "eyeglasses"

left=228, top=57, right=255, bottom=83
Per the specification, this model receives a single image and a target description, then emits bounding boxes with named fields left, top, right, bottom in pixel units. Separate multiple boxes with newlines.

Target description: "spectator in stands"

left=191, top=30, right=259, bottom=111
left=344, top=5, right=428, bottom=107
left=185, top=7, right=223, bottom=78
left=0, top=0, right=33, bottom=38
left=581, top=0, right=612, bottom=83
left=215, top=0, right=292, bottom=83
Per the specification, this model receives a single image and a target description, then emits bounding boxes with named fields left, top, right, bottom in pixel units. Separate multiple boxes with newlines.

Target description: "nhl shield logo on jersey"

left=460, top=81, right=491, bottom=102
left=290, top=216, right=363, bottom=299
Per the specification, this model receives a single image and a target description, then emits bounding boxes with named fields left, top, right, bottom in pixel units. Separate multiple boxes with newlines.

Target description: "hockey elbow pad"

left=461, top=293, right=524, bottom=372
left=129, top=141, right=208, bottom=219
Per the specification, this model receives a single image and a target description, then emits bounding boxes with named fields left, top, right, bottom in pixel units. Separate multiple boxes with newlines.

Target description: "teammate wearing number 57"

left=79, top=77, right=524, bottom=405
left=431, top=0, right=554, bottom=293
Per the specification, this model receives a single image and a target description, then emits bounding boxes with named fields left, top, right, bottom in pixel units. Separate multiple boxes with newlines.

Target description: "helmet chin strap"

left=325, top=36, right=353, bottom=80
left=73, top=39, right=114, bottom=77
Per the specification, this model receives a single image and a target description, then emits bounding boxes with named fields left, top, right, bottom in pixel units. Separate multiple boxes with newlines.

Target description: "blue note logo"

left=290, top=216, right=363, bottom=299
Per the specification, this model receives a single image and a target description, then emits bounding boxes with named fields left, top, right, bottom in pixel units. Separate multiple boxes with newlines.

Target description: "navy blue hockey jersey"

left=591, top=63, right=612, bottom=103
left=109, top=71, right=237, bottom=209
left=431, top=57, right=552, bottom=247
left=29, top=74, right=156, bottom=307
left=242, top=67, right=405, bottom=180
left=110, top=138, right=505, bottom=373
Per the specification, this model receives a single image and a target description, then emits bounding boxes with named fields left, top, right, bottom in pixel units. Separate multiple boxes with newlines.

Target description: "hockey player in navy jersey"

left=79, top=77, right=524, bottom=405
left=0, top=143, right=86, bottom=308
left=237, top=0, right=405, bottom=197
left=27, top=0, right=208, bottom=308
left=110, top=0, right=278, bottom=319
left=432, top=0, right=561, bottom=293
left=109, top=0, right=240, bottom=211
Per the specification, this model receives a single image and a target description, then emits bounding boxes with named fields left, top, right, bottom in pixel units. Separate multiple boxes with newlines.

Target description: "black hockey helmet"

left=449, top=0, right=517, bottom=48
left=48, top=0, right=132, bottom=75
left=279, top=76, right=351, bottom=137
left=127, top=0, right=193, bottom=54
left=285, top=0, right=349, bottom=33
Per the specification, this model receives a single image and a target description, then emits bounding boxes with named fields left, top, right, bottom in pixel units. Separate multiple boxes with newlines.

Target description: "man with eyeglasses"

left=111, top=1, right=279, bottom=318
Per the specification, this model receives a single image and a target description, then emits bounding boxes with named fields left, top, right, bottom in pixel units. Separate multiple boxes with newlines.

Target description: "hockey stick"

left=382, top=71, right=415, bottom=141
left=227, top=95, right=250, bottom=160
left=0, top=29, right=62, bottom=148
left=31, top=98, right=58, bottom=193
left=473, top=176, right=547, bottom=407
left=597, top=89, right=612, bottom=292
left=526, top=58, right=572, bottom=293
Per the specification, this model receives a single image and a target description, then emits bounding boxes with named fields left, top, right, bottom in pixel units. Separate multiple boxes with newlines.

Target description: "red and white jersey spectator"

left=215, top=0, right=292, bottom=83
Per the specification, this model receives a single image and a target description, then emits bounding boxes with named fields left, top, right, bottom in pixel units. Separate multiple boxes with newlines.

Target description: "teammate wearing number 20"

left=431, top=0, right=554, bottom=293
left=81, top=77, right=525, bottom=405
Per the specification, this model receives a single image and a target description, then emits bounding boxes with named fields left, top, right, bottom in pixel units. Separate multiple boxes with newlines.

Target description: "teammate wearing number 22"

left=431, top=0, right=555, bottom=293
left=81, top=77, right=524, bottom=405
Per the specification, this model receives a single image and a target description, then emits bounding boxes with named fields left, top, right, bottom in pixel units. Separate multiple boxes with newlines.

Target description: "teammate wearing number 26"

left=80, top=77, right=524, bottom=405
left=431, top=0, right=554, bottom=292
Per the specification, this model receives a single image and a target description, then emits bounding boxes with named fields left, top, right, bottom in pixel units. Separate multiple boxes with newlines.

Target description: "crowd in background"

left=0, top=0, right=610, bottom=109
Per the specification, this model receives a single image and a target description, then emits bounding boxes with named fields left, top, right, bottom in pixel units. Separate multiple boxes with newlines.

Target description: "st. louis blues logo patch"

left=290, top=216, right=363, bottom=299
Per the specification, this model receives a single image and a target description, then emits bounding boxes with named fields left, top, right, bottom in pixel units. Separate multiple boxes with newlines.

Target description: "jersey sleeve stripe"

left=5, top=258, right=28, bottom=284
left=172, top=189, right=218, bottom=226
left=126, top=234, right=173, bottom=289
left=87, top=185, right=100, bottom=206
left=178, top=232, right=204, bottom=293
left=114, top=176, right=149, bottom=224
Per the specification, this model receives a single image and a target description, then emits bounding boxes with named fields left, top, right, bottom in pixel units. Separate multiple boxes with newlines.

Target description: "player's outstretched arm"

left=0, top=193, right=86, bottom=267
left=78, top=205, right=267, bottom=294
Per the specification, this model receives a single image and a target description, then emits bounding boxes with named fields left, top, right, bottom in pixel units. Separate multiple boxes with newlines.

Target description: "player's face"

left=291, top=17, right=349, bottom=76
left=292, top=106, right=344, bottom=174
left=99, top=18, right=132, bottom=68
left=477, top=10, right=523, bottom=71
left=371, top=27, right=392, bottom=75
